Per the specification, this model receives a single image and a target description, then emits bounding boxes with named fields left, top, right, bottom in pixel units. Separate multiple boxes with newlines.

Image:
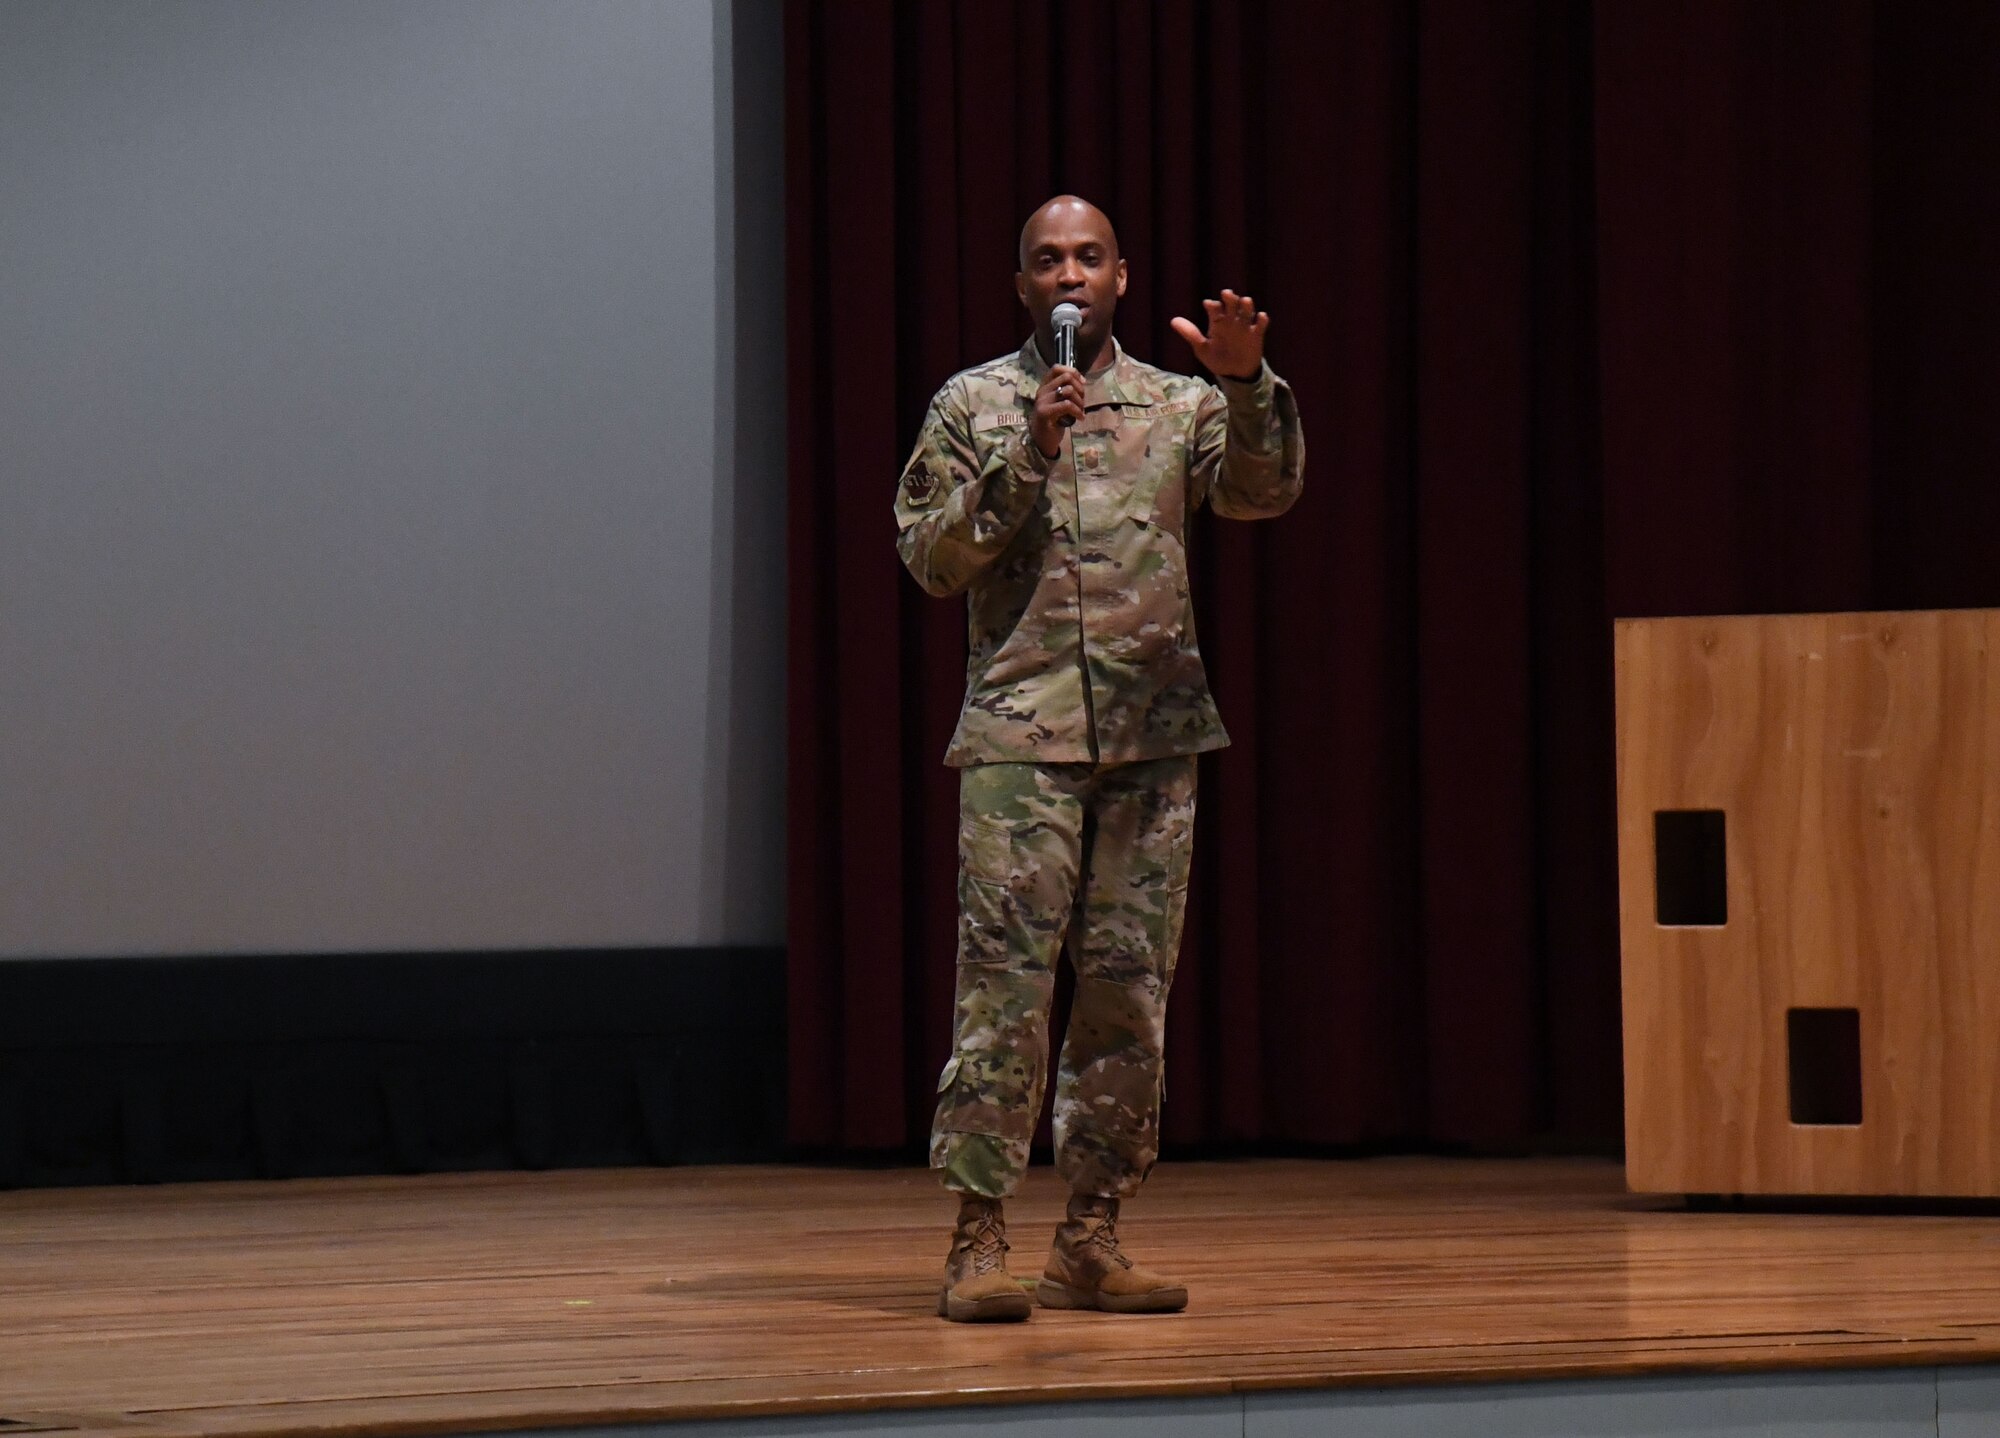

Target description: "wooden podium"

left=1616, top=609, right=2000, bottom=1197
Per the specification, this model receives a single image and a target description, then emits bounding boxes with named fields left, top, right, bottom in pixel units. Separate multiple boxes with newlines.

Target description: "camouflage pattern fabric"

left=894, top=339, right=1304, bottom=767
left=931, top=755, right=1198, bottom=1199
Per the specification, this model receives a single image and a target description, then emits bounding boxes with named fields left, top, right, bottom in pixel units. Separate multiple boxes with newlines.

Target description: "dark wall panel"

left=0, top=949, right=784, bottom=1188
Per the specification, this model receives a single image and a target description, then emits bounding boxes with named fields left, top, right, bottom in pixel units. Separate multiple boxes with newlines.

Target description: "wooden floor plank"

left=6, top=1159, right=2000, bottom=1435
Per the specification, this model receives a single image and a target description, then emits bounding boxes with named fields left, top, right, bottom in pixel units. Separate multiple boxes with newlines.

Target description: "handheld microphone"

left=1052, top=302, right=1081, bottom=371
left=1051, top=303, right=1082, bottom=427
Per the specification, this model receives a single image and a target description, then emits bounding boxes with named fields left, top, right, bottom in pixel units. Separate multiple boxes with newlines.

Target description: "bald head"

left=1018, top=194, right=1120, bottom=269
left=1015, top=195, right=1128, bottom=372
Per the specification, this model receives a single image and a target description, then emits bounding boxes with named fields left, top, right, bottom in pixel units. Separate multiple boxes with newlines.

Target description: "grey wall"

left=0, top=0, right=785, bottom=957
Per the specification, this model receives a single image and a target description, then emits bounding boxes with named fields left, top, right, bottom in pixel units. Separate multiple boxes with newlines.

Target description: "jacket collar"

left=1016, top=336, right=1148, bottom=408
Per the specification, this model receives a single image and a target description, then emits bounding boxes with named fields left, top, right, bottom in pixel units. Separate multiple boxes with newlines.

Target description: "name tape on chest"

left=969, top=396, right=1199, bottom=432
left=971, top=411, right=1028, bottom=432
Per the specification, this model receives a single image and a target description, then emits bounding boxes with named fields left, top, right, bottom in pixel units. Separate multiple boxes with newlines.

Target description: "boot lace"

left=964, top=1212, right=1010, bottom=1275
left=1079, top=1211, right=1132, bottom=1269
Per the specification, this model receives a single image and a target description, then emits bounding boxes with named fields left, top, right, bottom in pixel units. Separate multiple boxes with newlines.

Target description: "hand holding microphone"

left=1030, top=302, right=1088, bottom=459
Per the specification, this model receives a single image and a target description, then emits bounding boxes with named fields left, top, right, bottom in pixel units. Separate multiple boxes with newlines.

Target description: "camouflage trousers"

left=931, top=755, right=1198, bottom=1200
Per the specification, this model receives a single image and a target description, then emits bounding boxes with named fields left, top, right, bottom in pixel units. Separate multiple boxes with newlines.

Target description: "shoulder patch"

left=901, top=466, right=939, bottom=505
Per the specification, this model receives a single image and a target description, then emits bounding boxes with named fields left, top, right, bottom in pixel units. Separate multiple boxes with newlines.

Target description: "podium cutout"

left=1616, top=609, right=2000, bottom=1197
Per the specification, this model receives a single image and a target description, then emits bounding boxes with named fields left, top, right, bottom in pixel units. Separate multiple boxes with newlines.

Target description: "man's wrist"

left=1018, top=429, right=1059, bottom=475
left=1216, top=362, right=1264, bottom=396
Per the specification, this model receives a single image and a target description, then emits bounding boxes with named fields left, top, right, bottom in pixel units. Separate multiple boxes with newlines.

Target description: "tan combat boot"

left=937, top=1195, right=1032, bottom=1322
left=1037, top=1194, right=1188, bottom=1313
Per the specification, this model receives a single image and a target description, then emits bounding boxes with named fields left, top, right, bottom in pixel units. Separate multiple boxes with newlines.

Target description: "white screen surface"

left=0, top=0, right=785, bottom=957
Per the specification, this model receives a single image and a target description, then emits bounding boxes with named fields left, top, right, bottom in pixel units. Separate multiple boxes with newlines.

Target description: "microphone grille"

left=1051, top=302, right=1083, bottom=330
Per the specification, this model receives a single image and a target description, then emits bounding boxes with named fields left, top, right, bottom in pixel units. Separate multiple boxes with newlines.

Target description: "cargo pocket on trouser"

left=955, top=811, right=1015, bottom=968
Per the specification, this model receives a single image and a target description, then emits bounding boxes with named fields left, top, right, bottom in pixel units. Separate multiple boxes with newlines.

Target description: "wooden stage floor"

left=8, top=1158, right=2000, bottom=1436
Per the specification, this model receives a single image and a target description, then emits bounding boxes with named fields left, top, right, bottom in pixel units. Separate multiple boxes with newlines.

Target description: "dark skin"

left=1015, top=195, right=1272, bottom=459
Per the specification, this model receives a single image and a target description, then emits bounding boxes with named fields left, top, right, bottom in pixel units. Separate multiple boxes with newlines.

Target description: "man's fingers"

left=1188, top=294, right=1271, bottom=350
left=1039, top=362, right=1087, bottom=430
left=1041, top=365, right=1086, bottom=410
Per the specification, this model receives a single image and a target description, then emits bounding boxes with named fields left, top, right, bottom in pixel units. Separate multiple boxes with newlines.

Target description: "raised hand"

left=1170, top=289, right=1269, bottom=381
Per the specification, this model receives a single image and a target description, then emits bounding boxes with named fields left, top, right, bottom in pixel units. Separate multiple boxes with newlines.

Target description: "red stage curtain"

left=785, top=0, right=2000, bottom=1156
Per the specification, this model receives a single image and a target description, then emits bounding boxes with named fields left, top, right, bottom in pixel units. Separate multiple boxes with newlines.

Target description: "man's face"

left=1015, top=203, right=1127, bottom=361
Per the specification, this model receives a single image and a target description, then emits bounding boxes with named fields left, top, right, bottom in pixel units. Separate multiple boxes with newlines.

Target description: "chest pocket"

left=1118, top=399, right=1201, bottom=536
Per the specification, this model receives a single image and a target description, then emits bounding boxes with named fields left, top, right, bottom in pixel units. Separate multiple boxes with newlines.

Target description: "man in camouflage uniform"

left=894, top=196, right=1304, bottom=1322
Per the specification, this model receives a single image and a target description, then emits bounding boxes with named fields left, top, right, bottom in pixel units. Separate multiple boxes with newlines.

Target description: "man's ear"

left=1015, top=273, right=1029, bottom=308
left=1115, top=259, right=1129, bottom=298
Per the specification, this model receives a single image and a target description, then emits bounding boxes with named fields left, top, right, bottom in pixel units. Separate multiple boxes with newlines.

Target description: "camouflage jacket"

left=894, top=337, right=1304, bottom=767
